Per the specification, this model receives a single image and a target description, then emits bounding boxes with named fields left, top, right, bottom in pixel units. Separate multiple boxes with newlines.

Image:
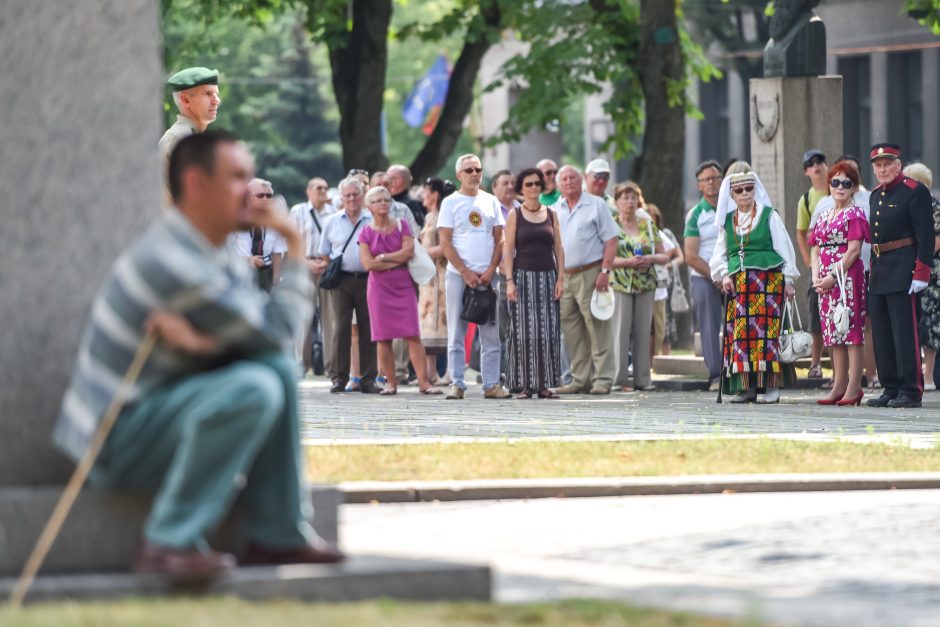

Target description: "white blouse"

left=709, top=205, right=799, bottom=283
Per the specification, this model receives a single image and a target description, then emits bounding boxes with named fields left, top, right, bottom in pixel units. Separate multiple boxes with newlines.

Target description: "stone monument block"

left=750, top=76, right=843, bottom=306
left=0, top=0, right=163, bottom=486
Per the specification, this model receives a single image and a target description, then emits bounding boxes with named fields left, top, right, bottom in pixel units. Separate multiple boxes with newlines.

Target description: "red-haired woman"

left=809, top=160, right=871, bottom=405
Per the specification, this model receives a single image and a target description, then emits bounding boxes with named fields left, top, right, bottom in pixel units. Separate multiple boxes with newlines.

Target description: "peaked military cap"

left=869, top=143, right=901, bottom=162
left=167, top=67, right=219, bottom=92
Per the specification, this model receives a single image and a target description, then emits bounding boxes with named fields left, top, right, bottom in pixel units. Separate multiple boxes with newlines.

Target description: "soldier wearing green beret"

left=159, top=67, right=222, bottom=201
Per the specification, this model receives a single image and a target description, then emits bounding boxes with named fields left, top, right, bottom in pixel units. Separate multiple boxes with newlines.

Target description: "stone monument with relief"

left=749, top=0, right=842, bottom=314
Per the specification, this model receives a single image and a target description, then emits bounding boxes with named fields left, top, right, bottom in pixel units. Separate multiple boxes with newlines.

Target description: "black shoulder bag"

left=320, top=219, right=362, bottom=290
left=460, top=284, right=497, bottom=324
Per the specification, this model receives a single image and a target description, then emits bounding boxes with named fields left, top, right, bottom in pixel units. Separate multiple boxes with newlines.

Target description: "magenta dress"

left=808, top=204, right=870, bottom=346
left=358, top=221, right=420, bottom=341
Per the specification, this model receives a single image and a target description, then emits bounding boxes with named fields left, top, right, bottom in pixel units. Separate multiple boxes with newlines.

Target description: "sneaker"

left=484, top=385, right=512, bottom=399
left=707, top=378, right=721, bottom=392
left=445, top=384, right=464, bottom=400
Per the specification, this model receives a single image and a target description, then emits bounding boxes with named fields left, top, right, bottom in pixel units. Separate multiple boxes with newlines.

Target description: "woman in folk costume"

left=709, top=171, right=800, bottom=403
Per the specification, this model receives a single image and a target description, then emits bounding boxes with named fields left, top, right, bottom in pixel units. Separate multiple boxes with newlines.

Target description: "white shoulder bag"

left=830, top=263, right=851, bottom=336
left=400, top=220, right=436, bottom=285
left=779, top=297, right=813, bottom=363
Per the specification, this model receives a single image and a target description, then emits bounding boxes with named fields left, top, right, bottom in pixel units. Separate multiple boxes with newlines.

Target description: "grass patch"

left=0, top=598, right=753, bottom=627
left=305, top=438, right=940, bottom=482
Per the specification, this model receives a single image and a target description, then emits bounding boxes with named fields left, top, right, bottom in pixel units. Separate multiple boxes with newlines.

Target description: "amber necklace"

left=732, top=205, right=757, bottom=248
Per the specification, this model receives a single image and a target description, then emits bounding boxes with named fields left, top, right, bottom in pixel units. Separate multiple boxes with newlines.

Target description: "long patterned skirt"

left=508, top=268, right=561, bottom=392
left=721, top=267, right=796, bottom=394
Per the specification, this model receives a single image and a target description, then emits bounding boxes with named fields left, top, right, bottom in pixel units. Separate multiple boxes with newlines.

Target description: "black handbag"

left=320, top=219, right=363, bottom=290
left=460, top=284, right=497, bottom=324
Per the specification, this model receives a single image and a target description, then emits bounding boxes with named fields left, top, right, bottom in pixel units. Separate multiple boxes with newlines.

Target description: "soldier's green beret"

left=167, top=67, right=219, bottom=91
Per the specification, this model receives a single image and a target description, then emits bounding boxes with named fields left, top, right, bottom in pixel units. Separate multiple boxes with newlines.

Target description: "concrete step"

left=0, top=555, right=491, bottom=604
left=0, top=485, right=340, bottom=577
left=652, top=355, right=709, bottom=377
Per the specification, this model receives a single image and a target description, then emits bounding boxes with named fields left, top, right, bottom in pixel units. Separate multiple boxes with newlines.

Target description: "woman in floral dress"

left=809, top=160, right=870, bottom=406
left=418, top=178, right=456, bottom=384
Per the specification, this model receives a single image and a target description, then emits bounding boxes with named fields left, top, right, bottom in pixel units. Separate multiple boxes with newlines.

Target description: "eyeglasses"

left=541, top=169, right=558, bottom=177
left=348, top=168, right=368, bottom=176
left=830, top=178, right=853, bottom=189
left=462, top=167, right=483, bottom=175
left=697, top=175, right=721, bottom=184
left=253, top=192, right=274, bottom=199
left=731, top=185, right=755, bottom=195
left=523, top=181, right=542, bottom=188
left=803, top=156, right=825, bottom=168
left=591, top=172, right=610, bottom=180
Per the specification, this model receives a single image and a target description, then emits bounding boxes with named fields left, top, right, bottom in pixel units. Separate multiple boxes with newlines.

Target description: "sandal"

left=516, top=390, right=532, bottom=399
left=345, top=376, right=361, bottom=392
left=379, top=388, right=397, bottom=396
left=420, top=386, right=442, bottom=395
left=538, top=389, right=560, bottom=399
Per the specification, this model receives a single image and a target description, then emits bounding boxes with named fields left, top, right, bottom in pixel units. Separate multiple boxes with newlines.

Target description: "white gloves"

left=910, top=280, right=928, bottom=294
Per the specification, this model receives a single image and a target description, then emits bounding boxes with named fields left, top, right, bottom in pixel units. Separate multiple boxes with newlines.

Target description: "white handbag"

left=399, top=221, right=436, bottom=285
left=779, top=297, right=813, bottom=364
left=670, top=264, right=690, bottom=313
left=830, top=263, right=851, bottom=336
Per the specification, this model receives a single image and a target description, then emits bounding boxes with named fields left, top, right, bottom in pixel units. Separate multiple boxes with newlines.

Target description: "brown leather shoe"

left=244, top=538, right=346, bottom=565
left=133, top=541, right=235, bottom=582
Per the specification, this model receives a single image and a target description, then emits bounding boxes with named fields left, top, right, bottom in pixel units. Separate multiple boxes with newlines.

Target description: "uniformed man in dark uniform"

left=866, top=143, right=933, bottom=408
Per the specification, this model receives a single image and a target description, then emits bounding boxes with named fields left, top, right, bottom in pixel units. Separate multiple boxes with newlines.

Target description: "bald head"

left=386, top=165, right=412, bottom=196
left=537, top=159, right=559, bottom=193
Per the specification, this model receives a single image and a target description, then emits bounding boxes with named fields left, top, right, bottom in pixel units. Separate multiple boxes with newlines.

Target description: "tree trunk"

left=409, top=4, right=502, bottom=183
left=632, top=0, right=686, bottom=237
left=327, top=0, right=392, bottom=174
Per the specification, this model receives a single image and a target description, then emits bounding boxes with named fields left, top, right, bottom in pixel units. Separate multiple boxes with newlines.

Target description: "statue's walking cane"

left=8, top=332, right=157, bottom=608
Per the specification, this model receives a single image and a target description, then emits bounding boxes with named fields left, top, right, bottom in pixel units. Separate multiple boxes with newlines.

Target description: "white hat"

left=590, top=288, right=615, bottom=320
left=585, top=158, right=611, bottom=174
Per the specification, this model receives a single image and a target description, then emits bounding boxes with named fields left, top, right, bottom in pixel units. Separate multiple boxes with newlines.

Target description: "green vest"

left=724, top=206, right=784, bottom=274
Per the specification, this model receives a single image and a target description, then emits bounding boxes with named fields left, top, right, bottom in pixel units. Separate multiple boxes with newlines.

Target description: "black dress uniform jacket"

left=868, top=173, right=933, bottom=295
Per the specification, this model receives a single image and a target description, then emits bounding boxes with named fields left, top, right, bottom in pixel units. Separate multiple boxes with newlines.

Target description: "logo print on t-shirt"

left=468, top=210, right=483, bottom=227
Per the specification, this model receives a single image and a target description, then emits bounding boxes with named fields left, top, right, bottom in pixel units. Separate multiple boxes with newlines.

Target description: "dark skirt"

left=508, top=268, right=561, bottom=392
left=721, top=267, right=795, bottom=394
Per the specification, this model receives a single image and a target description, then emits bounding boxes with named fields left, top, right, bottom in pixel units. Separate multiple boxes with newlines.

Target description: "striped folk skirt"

left=721, top=267, right=795, bottom=394
left=508, top=268, right=562, bottom=393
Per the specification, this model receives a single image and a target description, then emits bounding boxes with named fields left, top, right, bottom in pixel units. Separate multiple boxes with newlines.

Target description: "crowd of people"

left=259, top=144, right=939, bottom=408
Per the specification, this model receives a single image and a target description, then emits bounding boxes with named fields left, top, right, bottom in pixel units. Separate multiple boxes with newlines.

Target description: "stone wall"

left=0, top=0, right=163, bottom=486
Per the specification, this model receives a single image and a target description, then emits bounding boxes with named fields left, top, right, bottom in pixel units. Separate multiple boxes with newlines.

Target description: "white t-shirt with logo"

left=438, top=190, right=506, bottom=274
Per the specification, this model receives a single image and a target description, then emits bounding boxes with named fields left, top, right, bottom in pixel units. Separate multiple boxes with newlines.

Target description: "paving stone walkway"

left=342, top=489, right=940, bottom=626
left=300, top=379, right=940, bottom=444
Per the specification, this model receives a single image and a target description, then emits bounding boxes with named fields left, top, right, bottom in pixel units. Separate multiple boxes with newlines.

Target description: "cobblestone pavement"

left=300, top=379, right=940, bottom=444
left=342, top=490, right=940, bottom=626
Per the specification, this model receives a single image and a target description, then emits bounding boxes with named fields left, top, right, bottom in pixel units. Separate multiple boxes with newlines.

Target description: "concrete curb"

left=340, top=472, right=940, bottom=504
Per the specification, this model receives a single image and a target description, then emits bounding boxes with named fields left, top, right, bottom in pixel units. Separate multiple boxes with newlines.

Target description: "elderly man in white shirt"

left=553, top=165, right=620, bottom=395
left=229, top=178, right=287, bottom=292
left=438, top=154, right=511, bottom=400
left=289, top=177, right=336, bottom=375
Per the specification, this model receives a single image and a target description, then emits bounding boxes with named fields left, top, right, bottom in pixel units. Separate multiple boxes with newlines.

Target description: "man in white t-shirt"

left=228, top=178, right=287, bottom=292
left=438, top=154, right=510, bottom=400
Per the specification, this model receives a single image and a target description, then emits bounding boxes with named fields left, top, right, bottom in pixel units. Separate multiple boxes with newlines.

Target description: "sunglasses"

left=592, top=172, right=610, bottom=180
left=253, top=192, right=274, bottom=199
left=830, top=178, right=853, bottom=189
left=462, top=167, right=483, bottom=175
left=523, top=181, right=542, bottom=188
left=731, top=185, right=755, bottom=195
left=804, top=156, right=825, bottom=168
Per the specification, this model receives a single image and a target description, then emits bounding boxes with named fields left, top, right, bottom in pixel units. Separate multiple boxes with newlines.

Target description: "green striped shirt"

left=53, top=210, right=312, bottom=462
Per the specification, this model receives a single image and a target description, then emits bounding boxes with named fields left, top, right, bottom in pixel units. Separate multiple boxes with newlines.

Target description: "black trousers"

left=329, top=273, right=377, bottom=385
left=869, top=289, right=922, bottom=399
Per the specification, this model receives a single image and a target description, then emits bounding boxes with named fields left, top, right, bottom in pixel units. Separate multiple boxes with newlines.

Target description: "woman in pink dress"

left=358, top=186, right=441, bottom=396
left=809, top=160, right=870, bottom=406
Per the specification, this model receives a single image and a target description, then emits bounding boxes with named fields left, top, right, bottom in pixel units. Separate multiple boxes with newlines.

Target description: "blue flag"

left=402, top=55, right=450, bottom=129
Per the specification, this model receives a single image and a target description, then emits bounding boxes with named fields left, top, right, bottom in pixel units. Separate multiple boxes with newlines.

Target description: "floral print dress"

left=808, top=204, right=870, bottom=346
left=918, top=197, right=940, bottom=350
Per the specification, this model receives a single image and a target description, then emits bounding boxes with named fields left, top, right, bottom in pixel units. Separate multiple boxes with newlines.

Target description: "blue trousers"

left=92, top=351, right=316, bottom=551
